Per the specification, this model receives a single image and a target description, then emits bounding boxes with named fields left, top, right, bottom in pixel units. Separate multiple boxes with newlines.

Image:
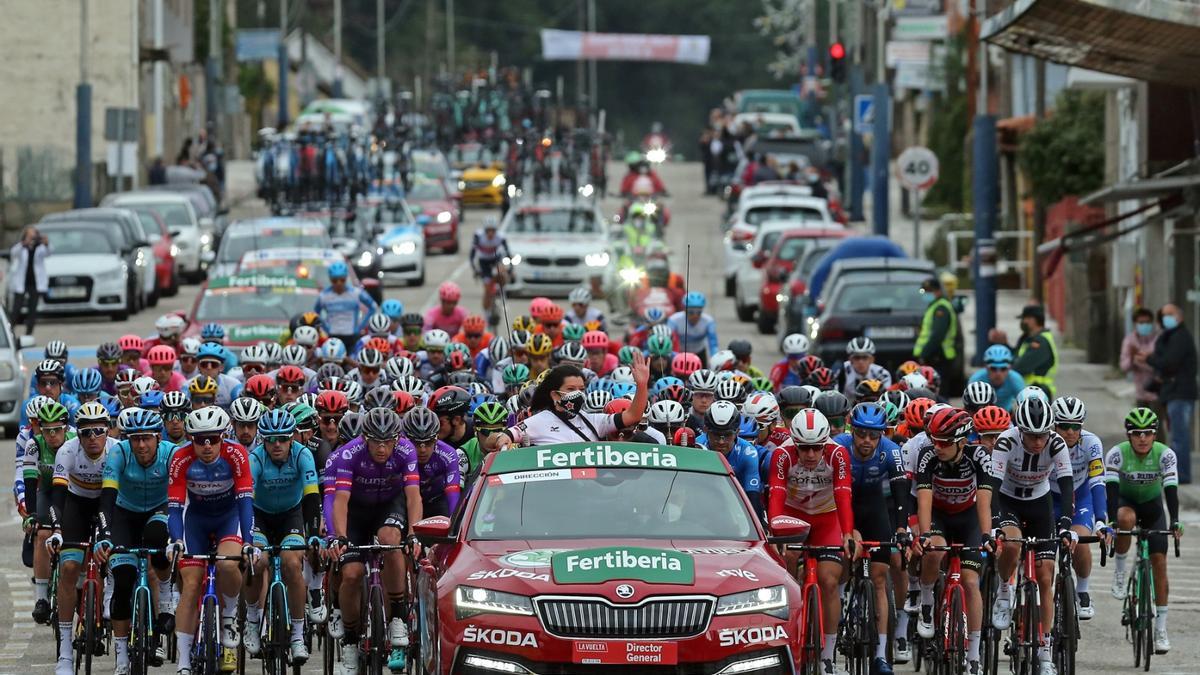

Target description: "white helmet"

left=281, top=344, right=308, bottom=366
left=230, top=397, right=265, bottom=423
left=789, top=408, right=831, bottom=444
left=709, top=350, right=737, bottom=372
left=781, top=333, right=810, bottom=356
left=926, top=403, right=953, bottom=423
left=155, top=314, right=186, bottom=339
left=488, top=337, right=510, bottom=363
left=1051, top=396, right=1086, bottom=424
left=132, top=376, right=160, bottom=397
left=901, top=372, right=929, bottom=391
left=423, top=329, right=450, bottom=350
left=648, top=399, right=687, bottom=425
left=292, top=325, right=320, bottom=347
left=1015, top=396, right=1055, bottom=434
left=263, top=342, right=284, bottom=366
left=800, top=385, right=822, bottom=402
left=241, top=344, right=269, bottom=365
left=185, top=406, right=231, bottom=434
left=846, top=336, right=875, bottom=356
left=568, top=287, right=592, bottom=304
left=384, top=357, right=414, bottom=381
left=688, top=369, right=719, bottom=393
left=367, top=313, right=391, bottom=337
left=180, top=337, right=202, bottom=357
left=743, top=392, right=780, bottom=426
left=584, top=390, right=613, bottom=413
left=1016, top=385, right=1048, bottom=405
left=610, top=366, right=635, bottom=384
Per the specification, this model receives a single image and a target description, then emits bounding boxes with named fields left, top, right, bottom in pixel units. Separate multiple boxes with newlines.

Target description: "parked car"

left=145, top=182, right=226, bottom=238
left=352, top=198, right=426, bottom=287
left=499, top=198, right=608, bottom=297
left=208, top=217, right=331, bottom=278
left=733, top=221, right=843, bottom=322
left=750, top=229, right=848, bottom=334
left=776, top=242, right=843, bottom=343
left=405, top=177, right=460, bottom=253
left=0, top=303, right=29, bottom=435
left=31, top=221, right=142, bottom=321
left=40, top=208, right=155, bottom=309
left=128, top=209, right=179, bottom=297
left=722, top=190, right=838, bottom=296
left=101, top=191, right=205, bottom=283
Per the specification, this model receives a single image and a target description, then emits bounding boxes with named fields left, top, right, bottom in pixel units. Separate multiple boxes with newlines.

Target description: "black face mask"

left=557, top=390, right=585, bottom=416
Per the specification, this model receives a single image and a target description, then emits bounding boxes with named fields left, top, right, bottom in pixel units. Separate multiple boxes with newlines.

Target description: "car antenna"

left=682, top=244, right=691, bottom=358
left=497, top=265, right=513, bottom=341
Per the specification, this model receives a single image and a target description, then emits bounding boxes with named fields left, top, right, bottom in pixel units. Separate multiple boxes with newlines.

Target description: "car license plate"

left=865, top=326, right=916, bottom=339
left=48, top=286, right=86, bottom=299
left=572, top=641, right=678, bottom=665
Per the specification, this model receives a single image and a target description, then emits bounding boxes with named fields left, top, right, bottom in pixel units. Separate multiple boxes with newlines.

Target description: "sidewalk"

left=224, top=159, right=257, bottom=208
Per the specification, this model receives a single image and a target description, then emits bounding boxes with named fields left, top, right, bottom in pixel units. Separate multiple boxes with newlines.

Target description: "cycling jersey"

left=315, top=285, right=379, bottom=337
left=565, top=306, right=606, bottom=331
left=833, top=432, right=907, bottom=502
left=23, top=431, right=77, bottom=483
left=11, top=424, right=31, bottom=504
left=470, top=231, right=510, bottom=269
left=837, top=362, right=892, bottom=399
left=398, top=438, right=462, bottom=516
left=327, top=437, right=417, bottom=504
left=424, top=305, right=467, bottom=335
left=767, top=360, right=805, bottom=390
left=767, top=439, right=853, bottom=530
left=18, top=391, right=80, bottom=428
left=459, top=437, right=485, bottom=486
left=914, top=443, right=993, bottom=514
left=990, top=426, right=1074, bottom=501
left=166, top=440, right=255, bottom=545
left=504, top=409, right=625, bottom=446
left=101, top=440, right=175, bottom=512
left=696, top=433, right=762, bottom=498
left=967, top=369, right=1026, bottom=411
left=1050, top=430, right=1108, bottom=525
left=248, top=442, right=319, bottom=514
left=53, top=436, right=117, bottom=499
left=666, top=311, right=719, bottom=356
left=1104, top=441, right=1178, bottom=503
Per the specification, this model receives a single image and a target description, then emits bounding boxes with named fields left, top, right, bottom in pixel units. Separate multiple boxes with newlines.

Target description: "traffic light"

left=829, top=42, right=846, bottom=83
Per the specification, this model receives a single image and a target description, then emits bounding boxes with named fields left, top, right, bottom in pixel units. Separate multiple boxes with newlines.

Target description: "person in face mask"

left=1010, top=304, right=1059, bottom=399
left=1143, top=303, right=1198, bottom=483
left=1121, top=308, right=1162, bottom=419
left=913, top=277, right=959, bottom=389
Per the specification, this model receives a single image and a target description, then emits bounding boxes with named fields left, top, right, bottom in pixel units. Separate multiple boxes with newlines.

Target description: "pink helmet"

left=438, top=281, right=461, bottom=302
left=529, top=297, right=553, bottom=321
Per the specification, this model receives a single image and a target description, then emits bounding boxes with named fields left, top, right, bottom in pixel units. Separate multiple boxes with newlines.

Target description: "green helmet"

left=502, top=363, right=530, bottom=387
left=618, top=345, right=639, bottom=365
left=749, top=376, right=774, bottom=393
left=445, top=342, right=471, bottom=359
left=881, top=401, right=901, bottom=426
left=473, top=401, right=508, bottom=428
left=283, top=402, right=318, bottom=429
left=624, top=151, right=643, bottom=165
left=628, top=202, right=646, bottom=219
left=646, top=334, right=673, bottom=357
left=562, top=323, right=585, bottom=342
left=1124, top=407, right=1158, bottom=432
left=38, top=401, right=69, bottom=424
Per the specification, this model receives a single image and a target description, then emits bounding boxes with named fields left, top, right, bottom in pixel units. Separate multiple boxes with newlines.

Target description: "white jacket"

left=8, top=240, right=51, bottom=294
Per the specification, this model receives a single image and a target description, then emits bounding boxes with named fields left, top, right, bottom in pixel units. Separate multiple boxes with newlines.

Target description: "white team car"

left=499, top=197, right=609, bottom=297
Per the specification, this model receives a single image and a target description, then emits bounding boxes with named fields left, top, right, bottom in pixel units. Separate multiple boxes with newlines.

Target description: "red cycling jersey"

left=768, top=440, right=854, bottom=538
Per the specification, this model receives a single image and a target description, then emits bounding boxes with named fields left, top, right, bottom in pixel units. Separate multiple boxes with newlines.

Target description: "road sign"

left=854, top=95, right=874, bottom=135
left=897, top=146, right=939, bottom=191
left=236, top=29, right=281, bottom=62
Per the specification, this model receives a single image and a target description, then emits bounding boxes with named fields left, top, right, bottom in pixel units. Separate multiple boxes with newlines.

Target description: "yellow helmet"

left=526, top=333, right=553, bottom=357
left=189, top=375, right=219, bottom=397
left=511, top=315, right=535, bottom=332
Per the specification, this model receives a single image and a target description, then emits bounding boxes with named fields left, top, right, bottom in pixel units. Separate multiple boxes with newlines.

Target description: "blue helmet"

left=139, top=390, right=165, bottom=409
left=197, top=342, right=225, bottom=362
left=850, top=402, right=888, bottom=431
left=737, top=414, right=758, bottom=440
left=321, top=338, right=347, bottom=361
left=200, top=322, right=225, bottom=342
left=381, top=299, right=404, bottom=319
left=644, top=307, right=666, bottom=324
left=328, top=261, right=349, bottom=279
left=650, top=376, right=685, bottom=397
left=610, top=381, right=637, bottom=399
left=124, top=408, right=163, bottom=433
left=587, top=377, right=613, bottom=394
left=258, top=409, right=298, bottom=436
left=684, top=291, right=706, bottom=309
left=983, top=344, right=1013, bottom=366
left=99, top=395, right=122, bottom=418
left=469, top=393, right=497, bottom=416
left=72, top=368, right=103, bottom=395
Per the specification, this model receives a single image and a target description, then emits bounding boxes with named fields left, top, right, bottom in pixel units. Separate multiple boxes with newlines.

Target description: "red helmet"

left=904, top=397, right=935, bottom=431
left=276, top=365, right=306, bottom=386
left=119, top=334, right=145, bottom=353
left=392, top=390, right=416, bottom=415
left=315, top=390, right=349, bottom=415
left=797, top=355, right=824, bottom=380
left=973, top=405, right=1012, bottom=433
left=807, top=367, right=835, bottom=390
left=438, top=281, right=461, bottom=302
left=541, top=304, right=564, bottom=324
left=528, top=297, right=553, bottom=321
left=605, top=398, right=632, bottom=415
left=147, top=345, right=176, bottom=366
left=245, top=374, right=276, bottom=400
left=462, top=315, right=487, bottom=335
left=366, top=337, right=392, bottom=356
left=919, top=365, right=941, bottom=389
left=582, top=331, right=609, bottom=350
left=671, top=352, right=702, bottom=378
left=927, top=407, right=972, bottom=443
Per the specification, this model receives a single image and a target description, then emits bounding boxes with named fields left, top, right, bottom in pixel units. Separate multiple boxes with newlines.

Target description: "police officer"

left=913, top=277, right=958, bottom=383
left=1011, top=304, right=1058, bottom=399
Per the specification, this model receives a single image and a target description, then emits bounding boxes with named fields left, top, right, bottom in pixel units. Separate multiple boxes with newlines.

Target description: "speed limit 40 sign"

left=897, top=146, right=939, bottom=191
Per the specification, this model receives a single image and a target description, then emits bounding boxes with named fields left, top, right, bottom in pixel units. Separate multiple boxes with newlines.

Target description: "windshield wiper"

left=852, top=307, right=896, bottom=314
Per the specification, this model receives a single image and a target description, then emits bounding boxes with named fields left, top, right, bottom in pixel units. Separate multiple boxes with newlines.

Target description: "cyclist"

left=397, top=312, right=425, bottom=353
left=697, top=400, right=762, bottom=520
left=430, top=385, right=473, bottom=451
left=1106, top=407, right=1181, bottom=654
left=243, top=409, right=321, bottom=664
left=685, top=369, right=719, bottom=432
left=962, top=381, right=997, bottom=415
left=1048, top=396, right=1110, bottom=620
left=526, top=332, right=554, bottom=378
left=161, top=391, right=191, bottom=445
left=565, top=287, right=607, bottom=332
left=768, top=333, right=812, bottom=390
left=989, top=397, right=1076, bottom=675
left=71, top=367, right=104, bottom=405
left=425, top=281, right=467, bottom=335
left=912, top=407, right=995, bottom=675
left=315, top=261, right=379, bottom=347
left=459, top=401, right=508, bottom=487
left=22, top=400, right=74, bottom=625
left=27, top=340, right=77, bottom=398
left=119, top=334, right=151, bottom=372
left=97, top=341, right=125, bottom=396
left=194, top=344, right=242, bottom=407
left=972, top=405, right=1011, bottom=452
left=276, top=364, right=311, bottom=405
left=727, top=339, right=765, bottom=379
left=44, top=401, right=115, bottom=675
left=230, top=397, right=265, bottom=448
left=667, top=292, right=718, bottom=364
left=582, top=331, right=617, bottom=376
left=402, top=406, right=462, bottom=518
left=167, top=406, right=256, bottom=673
left=535, top=303, right=566, bottom=348
left=147, top=345, right=187, bottom=392
left=145, top=313, right=187, bottom=354
left=12, top=396, right=50, bottom=531
left=96, top=408, right=175, bottom=675
left=469, top=216, right=510, bottom=323
left=324, top=408, right=422, bottom=675
left=178, top=338, right=202, bottom=381
left=768, top=408, right=857, bottom=675
left=454, top=314, right=493, bottom=359
left=352, top=313, right=396, bottom=356
left=968, top=345, right=1025, bottom=411
left=21, top=359, right=80, bottom=427
left=834, top=402, right=910, bottom=673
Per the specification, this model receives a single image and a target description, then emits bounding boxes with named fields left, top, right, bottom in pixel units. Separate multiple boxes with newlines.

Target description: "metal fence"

left=944, top=219, right=1034, bottom=289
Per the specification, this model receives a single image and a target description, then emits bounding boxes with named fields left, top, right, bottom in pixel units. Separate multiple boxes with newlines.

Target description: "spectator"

left=1120, top=307, right=1162, bottom=417
left=148, top=157, right=167, bottom=185
left=8, top=226, right=51, bottom=336
left=1143, top=303, right=1197, bottom=483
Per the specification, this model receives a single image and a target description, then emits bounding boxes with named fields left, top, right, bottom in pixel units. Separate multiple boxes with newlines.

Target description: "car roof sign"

left=206, top=273, right=320, bottom=290
left=485, top=442, right=729, bottom=475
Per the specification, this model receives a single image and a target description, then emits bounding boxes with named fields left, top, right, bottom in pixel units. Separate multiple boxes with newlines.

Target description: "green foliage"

left=924, top=33, right=967, bottom=211
left=1018, top=90, right=1105, bottom=204
left=239, top=65, right=276, bottom=135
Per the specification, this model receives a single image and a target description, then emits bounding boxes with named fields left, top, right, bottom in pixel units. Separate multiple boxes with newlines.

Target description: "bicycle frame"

left=923, top=543, right=988, bottom=671
left=111, top=547, right=165, bottom=674
left=181, top=551, right=244, bottom=674
left=256, top=543, right=311, bottom=668
left=1110, top=528, right=1177, bottom=671
left=786, top=544, right=845, bottom=671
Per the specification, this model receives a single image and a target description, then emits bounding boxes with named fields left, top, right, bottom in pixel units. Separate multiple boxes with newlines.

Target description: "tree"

left=1018, top=90, right=1105, bottom=204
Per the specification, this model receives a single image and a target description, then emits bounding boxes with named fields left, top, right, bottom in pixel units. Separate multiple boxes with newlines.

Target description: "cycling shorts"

left=36, top=483, right=52, bottom=527
left=342, top=495, right=407, bottom=564
left=59, top=492, right=101, bottom=565
left=182, top=507, right=243, bottom=568
left=852, top=496, right=896, bottom=564
left=1051, top=483, right=1094, bottom=530
left=996, top=493, right=1056, bottom=561
left=797, top=510, right=844, bottom=563
left=109, top=505, right=169, bottom=570
left=928, top=505, right=983, bottom=573
left=252, top=506, right=306, bottom=549
left=1119, top=496, right=1169, bottom=556
left=423, top=494, right=450, bottom=520
left=477, top=259, right=499, bottom=281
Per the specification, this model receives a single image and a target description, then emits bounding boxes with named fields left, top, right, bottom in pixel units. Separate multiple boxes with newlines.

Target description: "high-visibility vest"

left=1018, top=329, right=1058, bottom=398
left=914, top=296, right=957, bottom=360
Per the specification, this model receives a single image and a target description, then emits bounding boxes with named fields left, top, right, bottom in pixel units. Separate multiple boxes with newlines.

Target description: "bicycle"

left=1110, top=528, right=1179, bottom=671
left=999, top=536, right=1064, bottom=675
left=919, top=543, right=990, bottom=675
left=49, top=530, right=109, bottom=674
left=340, top=541, right=407, bottom=675
left=839, top=540, right=905, bottom=675
left=109, top=546, right=168, bottom=675
left=250, top=543, right=313, bottom=675
left=784, top=543, right=846, bottom=675
left=179, top=551, right=247, bottom=675
left=1050, top=535, right=1104, bottom=675
left=979, top=552, right=1001, bottom=675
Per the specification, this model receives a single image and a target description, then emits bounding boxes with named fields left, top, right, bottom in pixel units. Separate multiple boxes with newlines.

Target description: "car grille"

left=464, top=180, right=492, bottom=190
left=535, top=595, right=713, bottom=639
left=525, top=256, right=581, bottom=267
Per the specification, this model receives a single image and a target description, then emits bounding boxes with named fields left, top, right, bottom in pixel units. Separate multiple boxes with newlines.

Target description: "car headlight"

left=455, top=586, right=534, bottom=619
left=646, top=147, right=667, bottom=163
left=392, top=241, right=417, bottom=256
left=457, top=180, right=467, bottom=191
left=135, top=250, right=148, bottom=267
left=200, top=233, right=212, bottom=247
left=585, top=252, right=609, bottom=268
left=807, top=318, right=819, bottom=341
left=643, top=202, right=658, bottom=216
left=578, top=183, right=594, bottom=198
left=502, top=254, right=522, bottom=266
left=0, top=361, right=14, bottom=381
left=507, top=184, right=520, bottom=198
left=492, top=174, right=506, bottom=187
left=357, top=250, right=374, bottom=267
left=715, top=585, right=788, bottom=619
left=436, top=210, right=452, bottom=224
left=170, top=244, right=180, bottom=257
left=618, top=265, right=645, bottom=286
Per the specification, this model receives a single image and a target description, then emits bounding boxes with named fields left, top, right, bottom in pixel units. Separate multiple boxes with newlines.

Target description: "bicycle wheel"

left=802, top=585, right=822, bottom=675
left=269, top=584, right=290, bottom=675
left=852, top=579, right=875, bottom=675
left=1140, top=564, right=1154, bottom=672
left=367, top=585, right=387, bottom=675
left=981, top=568, right=999, bottom=675
left=945, top=586, right=967, bottom=675
left=1054, top=571, right=1076, bottom=675
left=130, top=587, right=152, bottom=675
left=200, top=596, right=219, bottom=675
left=81, top=580, right=96, bottom=675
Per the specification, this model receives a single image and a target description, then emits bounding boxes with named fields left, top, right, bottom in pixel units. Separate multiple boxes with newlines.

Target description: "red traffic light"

left=829, top=42, right=845, bottom=60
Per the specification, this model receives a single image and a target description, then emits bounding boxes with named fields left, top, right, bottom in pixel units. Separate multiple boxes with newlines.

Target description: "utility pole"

left=576, top=0, right=586, bottom=105
left=332, top=0, right=343, bottom=97
left=75, top=0, right=92, bottom=208
left=587, top=0, right=597, bottom=111
left=278, top=0, right=289, bottom=128
left=446, top=0, right=456, bottom=75
left=971, top=0, right=999, bottom=363
left=376, top=0, right=386, bottom=103
left=1031, top=57, right=1046, bottom=301
left=870, top=2, right=890, bottom=236
left=206, top=0, right=221, bottom=134
left=847, top=0, right=864, bottom=221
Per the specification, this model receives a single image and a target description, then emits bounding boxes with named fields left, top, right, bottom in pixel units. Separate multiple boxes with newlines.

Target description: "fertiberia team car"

left=410, top=442, right=808, bottom=675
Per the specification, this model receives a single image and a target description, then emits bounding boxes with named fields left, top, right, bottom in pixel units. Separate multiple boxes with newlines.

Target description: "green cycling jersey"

left=1104, top=441, right=1179, bottom=503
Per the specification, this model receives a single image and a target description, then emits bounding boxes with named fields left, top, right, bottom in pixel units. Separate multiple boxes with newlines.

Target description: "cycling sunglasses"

left=1055, top=423, right=1082, bottom=432
left=264, top=435, right=292, bottom=445
left=1129, top=429, right=1155, bottom=438
left=191, top=434, right=222, bottom=446
left=852, top=428, right=882, bottom=440
left=403, top=327, right=422, bottom=335
left=796, top=444, right=824, bottom=453
left=320, top=415, right=343, bottom=426
left=77, top=426, right=107, bottom=438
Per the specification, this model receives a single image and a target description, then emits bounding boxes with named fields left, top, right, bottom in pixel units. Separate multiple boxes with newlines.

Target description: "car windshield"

left=795, top=246, right=833, bottom=279
left=451, top=145, right=499, bottom=165
left=218, top=228, right=330, bottom=263
left=508, top=208, right=598, bottom=234
left=131, top=212, right=162, bottom=242
left=44, top=228, right=116, bottom=254
left=745, top=206, right=824, bottom=226
left=407, top=181, right=446, bottom=201
left=127, top=202, right=193, bottom=228
left=238, top=258, right=351, bottom=287
left=468, top=467, right=756, bottom=540
left=195, top=288, right=319, bottom=322
left=832, top=281, right=927, bottom=313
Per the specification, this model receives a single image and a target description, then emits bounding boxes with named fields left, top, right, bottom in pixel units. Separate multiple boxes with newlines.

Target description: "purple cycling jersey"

left=327, top=437, right=418, bottom=504
left=397, top=438, right=462, bottom=514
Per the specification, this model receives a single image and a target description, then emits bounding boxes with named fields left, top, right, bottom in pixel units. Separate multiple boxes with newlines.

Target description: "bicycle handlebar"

left=1108, top=528, right=1181, bottom=558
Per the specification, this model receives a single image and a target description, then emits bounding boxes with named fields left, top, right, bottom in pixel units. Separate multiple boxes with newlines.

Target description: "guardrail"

left=944, top=220, right=1033, bottom=288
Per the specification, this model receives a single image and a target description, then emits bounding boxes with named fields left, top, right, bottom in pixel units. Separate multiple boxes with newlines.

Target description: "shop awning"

left=982, top=0, right=1200, bottom=87
left=1080, top=174, right=1200, bottom=206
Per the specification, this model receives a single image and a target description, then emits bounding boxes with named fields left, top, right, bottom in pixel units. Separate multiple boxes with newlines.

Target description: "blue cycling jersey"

left=833, top=432, right=905, bottom=500
left=18, top=392, right=81, bottom=428
left=249, top=442, right=319, bottom=514
left=968, top=368, right=1026, bottom=411
left=667, top=311, right=719, bottom=355
left=102, top=440, right=176, bottom=512
left=697, top=433, right=761, bottom=495
left=315, top=285, right=379, bottom=336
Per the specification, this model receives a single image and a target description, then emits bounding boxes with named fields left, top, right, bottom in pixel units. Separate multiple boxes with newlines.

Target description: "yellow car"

left=450, top=142, right=508, bottom=206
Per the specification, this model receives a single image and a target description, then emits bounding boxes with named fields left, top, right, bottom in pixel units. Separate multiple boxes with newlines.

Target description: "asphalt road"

left=1, top=161, right=1197, bottom=673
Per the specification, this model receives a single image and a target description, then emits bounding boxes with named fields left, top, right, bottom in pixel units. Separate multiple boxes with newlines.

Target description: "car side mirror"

left=18, top=335, right=35, bottom=349
left=766, top=515, right=812, bottom=545
left=169, top=228, right=183, bottom=238
left=412, top=516, right=453, bottom=545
